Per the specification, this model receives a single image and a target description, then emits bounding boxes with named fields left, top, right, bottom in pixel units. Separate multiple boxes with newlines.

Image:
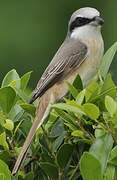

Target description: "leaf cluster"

left=0, top=42, right=116, bottom=180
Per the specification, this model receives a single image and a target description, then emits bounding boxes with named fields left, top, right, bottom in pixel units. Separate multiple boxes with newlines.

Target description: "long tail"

left=12, top=91, right=54, bottom=175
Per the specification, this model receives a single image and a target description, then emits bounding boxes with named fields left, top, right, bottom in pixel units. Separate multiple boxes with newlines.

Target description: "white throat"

left=70, top=25, right=101, bottom=42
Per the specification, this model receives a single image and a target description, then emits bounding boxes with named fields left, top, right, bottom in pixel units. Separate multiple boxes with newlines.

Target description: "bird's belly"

left=54, top=58, right=102, bottom=101
left=76, top=56, right=100, bottom=86
left=52, top=37, right=104, bottom=101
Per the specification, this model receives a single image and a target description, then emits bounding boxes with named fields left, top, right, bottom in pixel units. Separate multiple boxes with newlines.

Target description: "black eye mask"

left=70, top=17, right=94, bottom=32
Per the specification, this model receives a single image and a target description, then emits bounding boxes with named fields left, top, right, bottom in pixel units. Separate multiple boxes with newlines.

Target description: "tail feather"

left=12, top=91, right=54, bottom=175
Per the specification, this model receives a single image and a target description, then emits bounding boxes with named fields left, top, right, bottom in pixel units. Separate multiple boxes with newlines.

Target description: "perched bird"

left=12, top=7, right=104, bottom=174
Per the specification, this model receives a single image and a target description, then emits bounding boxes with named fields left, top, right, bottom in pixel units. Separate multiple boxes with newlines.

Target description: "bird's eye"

left=70, top=17, right=92, bottom=32
left=75, top=17, right=87, bottom=24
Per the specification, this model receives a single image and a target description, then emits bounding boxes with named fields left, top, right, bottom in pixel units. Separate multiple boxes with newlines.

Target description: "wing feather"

left=29, top=39, right=87, bottom=103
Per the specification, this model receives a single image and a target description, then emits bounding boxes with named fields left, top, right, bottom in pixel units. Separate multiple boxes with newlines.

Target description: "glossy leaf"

left=71, top=130, right=84, bottom=138
left=0, top=160, right=11, bottom=180
left=55, top=109, right=77, bottom=131
left=105, top=96, right=117, bottom=117
left=41, top=147, right=54, bottom=164
left=109, top=146, right=117, bottom=166
left=52, top=131, right=66, bottom=152
left=0, top=132, right=9, bottom=150
left=45, top=110, right=58, bottom=130
left=57, top=144, right=73, bottom=168
left=20, top=103, right=36, bottom=117
left=100, top=42, right=117, bottom=79
left=73, top=74, right=83, bottom=90
left=21, top=71, right=32, bottom=90
left=89, top=133, right=113, bottom=174
left=67, top=82, right=78, bottom=99
left=0, top=87, right=16, bottom=113
left=76, top=89, right=85, bottom=104
left=24, top=172, right=34, bottom=180
left=1, top=69, right=20, bottom=89
left=3, top=119, right=14, bottom=131
left=40, top=162, right=58, bottom=180
left=80, top=152, right=103, bottom=180
left=85, top=81, right=99, bottom=102
left=83, top=103, right=100, bottom=120
left=53, top=102, right=84, bottom=115
left=101, top=74, right=116, bottom=98
left=50, top=119, right=65, bottom=138
left=104, top=165, right=116, bottom=180
left=95, top=129, right=106, bottom=138
left=9, top=104, right=22, bottom=121
left=0, top=111, right=6, bottom=126
left=0, top=151, right=11, bottom=164
left=14, top=88, right=29, bottom=102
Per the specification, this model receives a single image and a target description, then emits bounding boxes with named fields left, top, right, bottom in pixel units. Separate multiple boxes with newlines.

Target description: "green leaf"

left=109, top=146, right=117, bottom=166
left=45, top=110, right=58, bottom=130
left=20, top=103, right=36, bottom=117
left=67, top=82, right=78, bottom=99
left=95, top=129, right=106, bottom=138
left=89, top=133, right=113, bottom=174
left=52, top=131, right=66, bottom=152
left=55, top=109, right=77, bottom=131
left=71, top=130, right=84, bottom=138
left=104, top=165, right=116, bottom=180
left=0, top=132, right=9, bottom=150
left=83, top=103, right=100, bottom=120
left=57, top=144, right=73, bottom=169
left=80, top=152, right=103, bottom=180
left=8, top=104, right=22, bottom=121
left=24, top=172, right=34, bottom=180
left=0, top=111, right=6, bottom=126
left=14, top=88, right=29, bottom=102
left=3, top=119, right=14, bottom=131
left=20, top=116, right=32, bottom=136
left=85, top=81, right=99, bottom=102
left=0, top=87, right=16, bottom=113
left=0, top=151, right=11, bottom=164
left=14, top=147, right=22, bottom=156
left=40, top=162, right=58, bottom=180
left=53, top=103, right=84, bottom=115
left=41, top=147, right=54, bottom=164
left=21, top=71, right=32, bottom=90
left=73, top=74, right=83, bottom=90
left=50, top=119, right=65, bottom=138
left=101, top=74, right=116, bottom=99
left=0, top=174, right=4, bottom=180
left=111, top=111, right=117, bottom=125
left=105, top=96, right=117, bottom=117
left=2, top=69, right=20, bottom=89
left=0, top=159, right=11, bottom=180
left=76, top=89, right=85, bottom=104
left=100, top=42, right=117, bottom=79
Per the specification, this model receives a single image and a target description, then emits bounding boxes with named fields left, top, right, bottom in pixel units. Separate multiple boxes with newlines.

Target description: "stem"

left=6, top=137, right=14, bottom=150
left=58, top=169, right=63, bottom=180
left=69, top=163, right=79, bottom=180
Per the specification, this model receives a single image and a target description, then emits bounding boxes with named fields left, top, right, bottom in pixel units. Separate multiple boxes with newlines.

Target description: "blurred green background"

left=0, top=0, right=116, bottom=89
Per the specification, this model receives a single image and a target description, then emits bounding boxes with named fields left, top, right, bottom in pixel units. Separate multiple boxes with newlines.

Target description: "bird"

left=12, top=7, right=104, bottom=175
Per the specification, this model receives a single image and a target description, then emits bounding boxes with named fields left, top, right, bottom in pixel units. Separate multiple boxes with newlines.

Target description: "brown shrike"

left=12, top=7, right=104, bottom=174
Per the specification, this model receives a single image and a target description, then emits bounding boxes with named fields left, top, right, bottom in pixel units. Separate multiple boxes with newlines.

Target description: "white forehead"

left=70, top=7, right=100, bottom=22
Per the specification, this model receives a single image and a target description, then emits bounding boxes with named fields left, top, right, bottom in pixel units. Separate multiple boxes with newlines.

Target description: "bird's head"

left=68, top=7, right=104, bottom=39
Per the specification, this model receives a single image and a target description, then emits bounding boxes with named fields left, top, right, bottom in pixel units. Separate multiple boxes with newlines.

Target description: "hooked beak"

left=94, top=16, right=104, bottom=26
